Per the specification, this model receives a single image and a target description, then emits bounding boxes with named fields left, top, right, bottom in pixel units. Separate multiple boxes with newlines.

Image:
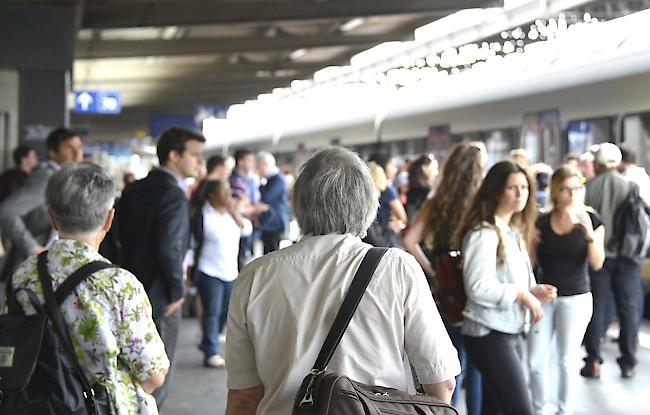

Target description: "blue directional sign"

left=74, top=90, right=121, bottom=114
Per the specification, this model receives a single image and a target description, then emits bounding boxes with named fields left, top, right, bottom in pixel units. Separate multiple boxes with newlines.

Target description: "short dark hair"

left=46, top=127, right=80, bottom=152
left=13, top=145, right=35, bottom=166
left=233, top=149, right=253, bottom=166
left=619, top=146, right=636, bottom=164
left=156, top=127, right=206, bottom=165
left=206, top=155, right=226, bottom=174
left=204, top=179, right=227, bottom=198
left=368, top=151, right=392, bottom=172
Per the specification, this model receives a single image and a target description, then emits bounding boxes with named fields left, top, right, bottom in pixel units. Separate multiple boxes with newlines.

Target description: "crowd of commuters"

left=0, top=124, right=647, bottom=415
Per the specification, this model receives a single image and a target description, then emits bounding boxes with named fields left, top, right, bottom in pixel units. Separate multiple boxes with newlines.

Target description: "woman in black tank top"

left=528, top=165, right=605, bottom=415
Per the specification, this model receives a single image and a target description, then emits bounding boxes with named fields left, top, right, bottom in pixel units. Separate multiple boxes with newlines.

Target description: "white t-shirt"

left=198, top=203, right=241, bottom=282
left=225, top=234, right=460, bottom=415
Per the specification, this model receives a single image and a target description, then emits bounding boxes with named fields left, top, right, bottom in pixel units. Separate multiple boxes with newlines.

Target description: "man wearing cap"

left=582, top=142, right=639, bottom=379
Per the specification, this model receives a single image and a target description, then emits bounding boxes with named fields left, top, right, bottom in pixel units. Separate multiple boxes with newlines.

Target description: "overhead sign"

left=74, top=90, right=121, bottom=114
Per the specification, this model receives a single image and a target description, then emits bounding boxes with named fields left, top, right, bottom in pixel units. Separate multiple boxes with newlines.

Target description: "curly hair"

left=418, top=143, right=484, bottom=252
left=452, top=160, right=537, bottom=262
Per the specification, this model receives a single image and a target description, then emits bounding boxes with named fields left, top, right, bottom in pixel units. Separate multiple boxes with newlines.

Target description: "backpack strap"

left=36, top=251, right=108, bottom=414
left=54, top=260, right=118, bottom=305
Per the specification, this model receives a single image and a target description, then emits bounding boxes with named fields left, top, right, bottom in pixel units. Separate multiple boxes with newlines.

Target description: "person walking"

left=581, top=142, right=639, bottom=379
left=225, top=147, right=460, bottom=415
left=190, top=180, right=243, bottom=368
left=528, top=165, right=605, bottom=415
left=0, top=144, right=39, bottom=202
left=257, top=152, right=287, bottom=254
left=403, top=143, right=484, bottom=415
left=0, top=128, right=83, bottom=282
left=6, top=162, right=169, bottom=414
left=453, top=160, right=556, bottom=415
left=116, top=127, right=205, bottom=409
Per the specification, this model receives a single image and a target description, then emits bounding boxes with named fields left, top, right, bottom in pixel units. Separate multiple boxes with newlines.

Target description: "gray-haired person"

left=6, top=163, right=169, bottom=414
left=225, top=146, right=460, bottom=415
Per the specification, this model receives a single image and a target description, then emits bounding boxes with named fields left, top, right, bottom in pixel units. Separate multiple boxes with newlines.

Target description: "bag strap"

left=312, top=247, right=388, bottom=372
left=36, top=251, right=113, bottom=413
left=54, top=260, right=118, bottom=305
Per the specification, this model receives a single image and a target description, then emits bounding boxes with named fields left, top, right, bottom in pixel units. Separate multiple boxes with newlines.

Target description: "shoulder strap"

left=36, top=252, right=104, bottom=412
left=54, top=260, right=118, bottom=305
left=311, top=247, right=388, bottom=372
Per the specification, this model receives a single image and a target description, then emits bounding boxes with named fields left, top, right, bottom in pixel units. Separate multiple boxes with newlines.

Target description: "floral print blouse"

left=7, top=239, right=169, bottom=415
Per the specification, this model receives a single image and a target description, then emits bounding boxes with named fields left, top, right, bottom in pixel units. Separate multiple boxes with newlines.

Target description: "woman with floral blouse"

left=8, top=162, right=169, bottom=415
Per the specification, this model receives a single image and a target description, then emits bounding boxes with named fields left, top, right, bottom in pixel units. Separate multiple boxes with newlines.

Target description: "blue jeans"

left=445, top=318, right=482, bottom=415
left=584, top=257, right=640, bottom=368
left=197, top=272, right=235, bottom=358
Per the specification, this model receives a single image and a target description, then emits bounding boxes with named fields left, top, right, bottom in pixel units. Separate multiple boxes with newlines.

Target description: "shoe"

left=580, top=361, right=601, bottom=379
left=621, top=367, right=636, bottom=379
left=204, top=354, right=226, bottom=368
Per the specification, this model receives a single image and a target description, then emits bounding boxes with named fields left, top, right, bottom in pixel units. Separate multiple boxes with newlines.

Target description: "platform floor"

left=164, top=319, right=649, bottom=415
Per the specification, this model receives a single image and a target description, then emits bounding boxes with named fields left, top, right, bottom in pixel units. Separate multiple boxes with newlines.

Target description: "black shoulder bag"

left=292, top=247, right=458, bottom=415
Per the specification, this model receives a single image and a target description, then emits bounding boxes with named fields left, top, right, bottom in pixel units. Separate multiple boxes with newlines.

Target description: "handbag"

left=292, top=247, right=458, bottom=415
left=431, top=251, right=466, bottom=324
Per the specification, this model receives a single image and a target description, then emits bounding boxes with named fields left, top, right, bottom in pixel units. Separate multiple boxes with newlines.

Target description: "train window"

left=622, top=112, right=650, bottom=170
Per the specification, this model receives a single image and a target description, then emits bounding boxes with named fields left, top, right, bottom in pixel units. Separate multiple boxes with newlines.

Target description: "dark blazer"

left=116, top=169, right=190, bottom=317
left=259, top=173, right=288, bottom=233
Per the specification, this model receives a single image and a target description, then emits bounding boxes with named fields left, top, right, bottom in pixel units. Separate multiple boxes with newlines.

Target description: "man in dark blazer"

left=116, top=127, right=205, bottom=408
left=0, top=128, right=83, bottom=282
left=257, top=151, right=288, bottom=254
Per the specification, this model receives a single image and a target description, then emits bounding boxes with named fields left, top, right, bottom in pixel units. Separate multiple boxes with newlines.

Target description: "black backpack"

left=0, top=252, right=117, bottom=415
left=607, top=182, right=650, bottom=263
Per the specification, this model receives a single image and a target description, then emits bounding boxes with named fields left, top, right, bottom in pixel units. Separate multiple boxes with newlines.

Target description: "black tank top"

left=535, top=211, right=603, bottom=296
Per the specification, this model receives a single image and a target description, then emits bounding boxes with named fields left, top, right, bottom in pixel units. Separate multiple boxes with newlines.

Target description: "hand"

left=387, top=219, right=406, bottom=233
left=572, top=208, right=594, bottom=240
left=163, top=298, right=185, bottom=317
left=32, top=245, right=46, bottom=255
left=522, top=291, right=544, bottom=324
left=254, top=203, right=269, bottom=214
left=531, top=284, right=557, bottom=303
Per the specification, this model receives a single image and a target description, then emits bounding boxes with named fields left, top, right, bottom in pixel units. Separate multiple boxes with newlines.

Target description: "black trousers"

left=261, top=231, right=281, bottom=254
left=152, top=308, right=181, bottom=410
left=463, top=331, right=533, bottom=415
left=584, top=257, right=640, bottom=368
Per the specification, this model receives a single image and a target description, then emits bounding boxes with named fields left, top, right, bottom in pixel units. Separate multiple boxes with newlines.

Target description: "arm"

left=586, top=225, right=605, bottom=270
left=402, top=214, right=435, bottom=279
left=0, top=169, right=49, bottom=254
left=115, top=271, right=170, bottom=393
left=156, top=190, right=187, bottom=305
left=225, top=386, right=264, bottom=415
left=462, top=228, right=519, bottom=309
left=388, top=198, right=407, bottom=224
left=422, top=378, right=455, bottom=404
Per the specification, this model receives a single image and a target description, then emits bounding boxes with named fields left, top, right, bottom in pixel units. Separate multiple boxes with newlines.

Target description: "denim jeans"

left=528, top=293, right=592, bottom=415
left=445, top=319, right=482, bottom=415
left=584, top=257, right=640, bottom=369
left=464, top=331, right=533, bottom=415
left=197, top=272, right=235, bottom=357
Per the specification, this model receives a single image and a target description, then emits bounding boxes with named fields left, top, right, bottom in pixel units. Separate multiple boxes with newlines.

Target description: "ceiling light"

left=290, top=48, right=307, bottom=60
left=340, top=17, right=365, bottom=32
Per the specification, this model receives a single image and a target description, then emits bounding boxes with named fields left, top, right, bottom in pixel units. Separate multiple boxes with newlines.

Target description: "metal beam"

left=76, top=32, right=413, bottom=59
left=83, top=78, right=291, bottom=93
left=81, top=0, right=503, bottom=29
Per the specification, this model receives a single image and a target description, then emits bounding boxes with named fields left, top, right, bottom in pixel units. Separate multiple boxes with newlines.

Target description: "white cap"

left=594, top=142, right=622, bottom=169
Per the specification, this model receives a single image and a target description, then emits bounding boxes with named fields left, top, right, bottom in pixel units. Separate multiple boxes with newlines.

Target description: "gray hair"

left=257, top=151, right=276, bottom=169
left=46, top=162, right=116, bottom=235
left=293, top=146, right=378, bottom=238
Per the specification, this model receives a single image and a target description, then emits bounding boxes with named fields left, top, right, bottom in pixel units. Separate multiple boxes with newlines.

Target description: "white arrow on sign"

left=77, top=92, right=94, bottom=111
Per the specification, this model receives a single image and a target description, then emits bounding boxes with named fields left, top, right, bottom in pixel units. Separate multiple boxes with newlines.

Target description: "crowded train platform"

left=1, top=1, right=650, bottom=415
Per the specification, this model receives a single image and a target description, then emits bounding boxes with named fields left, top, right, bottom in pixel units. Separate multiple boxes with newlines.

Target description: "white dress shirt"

left=226, top=234, right=460, bottom=415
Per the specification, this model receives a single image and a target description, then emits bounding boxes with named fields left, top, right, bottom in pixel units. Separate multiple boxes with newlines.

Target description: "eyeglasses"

left=558, top=186, right=582, bottom=193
